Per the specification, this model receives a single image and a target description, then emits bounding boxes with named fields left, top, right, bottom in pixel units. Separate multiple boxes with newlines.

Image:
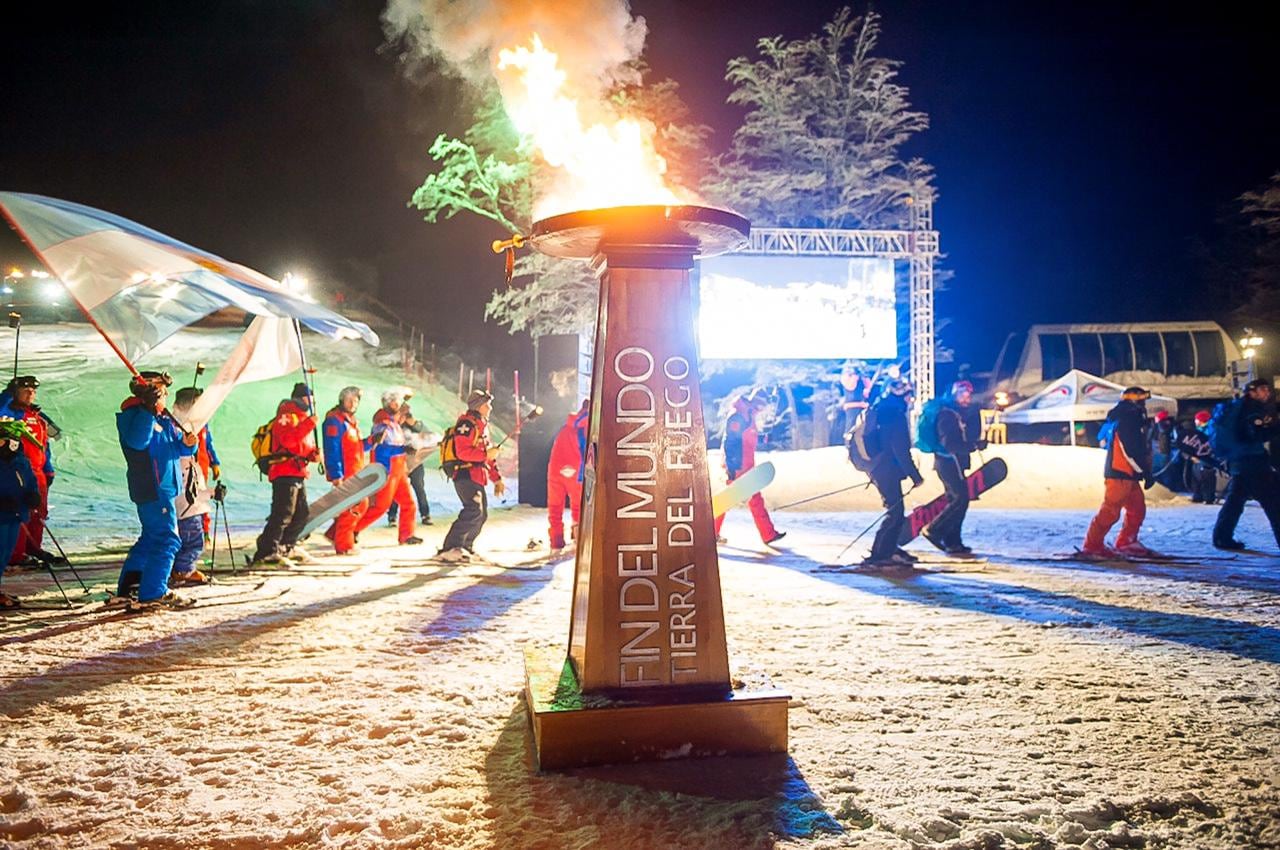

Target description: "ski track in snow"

left=1, top=503, right=1279, bottom=849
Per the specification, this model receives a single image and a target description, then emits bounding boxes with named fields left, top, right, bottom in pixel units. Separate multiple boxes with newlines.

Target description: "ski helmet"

left=950, top=380, right=975, bottom=397
left=382, top=386, right=414, bottom=407
left=6, top=375, right=39, bottom=392
left=130, top=371, right=172, bottom=399
left=1121, top=386, right=1150, bottom=402
left=466, top=389, right=494, bottom=409
left=1194, top=410, right=1211, bottom=425
left=886, top=377, right=913, bottom=397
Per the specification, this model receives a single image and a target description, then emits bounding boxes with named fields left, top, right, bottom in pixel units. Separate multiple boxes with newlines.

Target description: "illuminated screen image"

left=696, top=254, right=897, bottom=360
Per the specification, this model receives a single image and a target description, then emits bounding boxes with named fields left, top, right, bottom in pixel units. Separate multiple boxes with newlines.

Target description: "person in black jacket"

left=1082, top=387, right=1157, bottom=557
left=864, top=378, right=926, bottom=566
left=1212, top=379, right=1280, bottom=550
left=922, top=380, right=985, bottom=555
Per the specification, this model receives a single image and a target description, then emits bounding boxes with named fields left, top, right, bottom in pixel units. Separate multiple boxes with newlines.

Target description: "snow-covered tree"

left=705, top=6, right=934, bottom=230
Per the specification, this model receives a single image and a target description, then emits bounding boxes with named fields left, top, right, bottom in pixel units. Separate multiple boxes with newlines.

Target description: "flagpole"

left=0, top=200, right=139, bottom=378
left=292, top=318, right=314, bottom=405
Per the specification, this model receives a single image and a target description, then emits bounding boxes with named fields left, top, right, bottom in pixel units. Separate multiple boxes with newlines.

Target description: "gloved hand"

left=372, top=429, right=386, bottom=445
left=1143, top=473, right=1156, bottom=490
left=211, top=464, right=221, bottom=480
left=494, top=479, right=507, bottom=498
left=182, top=431, right=199, bottom=447
left=45, top=473, right=54, bottom=488
left=486, top=446, right=501, bottom=461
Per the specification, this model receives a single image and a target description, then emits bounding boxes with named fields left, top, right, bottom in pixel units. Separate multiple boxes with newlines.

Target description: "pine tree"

left=705, top=7, right=933, bottom=229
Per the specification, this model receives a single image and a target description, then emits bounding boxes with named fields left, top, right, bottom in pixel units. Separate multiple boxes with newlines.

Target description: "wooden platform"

left=523, top=645, right=789, bottom=771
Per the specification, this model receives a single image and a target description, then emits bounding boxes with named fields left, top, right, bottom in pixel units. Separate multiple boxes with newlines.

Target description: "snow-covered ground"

left=2, top=493, right=1278, bottom=849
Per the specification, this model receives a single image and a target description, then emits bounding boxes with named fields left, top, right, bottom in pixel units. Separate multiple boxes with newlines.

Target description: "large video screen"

left=696, top=254, right=897, bottom=360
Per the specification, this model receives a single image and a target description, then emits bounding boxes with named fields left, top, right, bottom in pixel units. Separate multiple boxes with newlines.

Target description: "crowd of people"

left=3, top=362, right=1279, bottom=609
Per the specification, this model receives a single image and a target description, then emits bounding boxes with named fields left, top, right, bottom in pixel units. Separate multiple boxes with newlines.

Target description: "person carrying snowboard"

left=437, top=390, right=504, bottom=562
left=355, top=387, right=423, bottom=546
left=917, top=380, right=985, bottom=555
left=115, top=371, right=199, bottom=609
left=0, top=418, right=41, bottom=608
left=321, top=386, right=381, bottom=555
left=1211, top=379, right=1280, bottom=550
left=546, top=398, right=590, bottom=552
left=714, top=388, right=785, bottom=546
left=863, top=378, right=926, bottom=566
left=1082, top=386, right=1158, bottom=558
left=1177, top=410, right=1219, bottom=504
left=250, top=382, right=319, bottom=568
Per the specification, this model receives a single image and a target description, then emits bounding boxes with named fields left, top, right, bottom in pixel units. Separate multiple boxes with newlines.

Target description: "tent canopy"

left=1000, top=369, right=1178, bottom=425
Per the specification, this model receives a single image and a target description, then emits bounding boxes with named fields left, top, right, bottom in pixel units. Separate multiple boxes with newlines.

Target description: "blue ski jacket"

left=0, top=453, right=38, bottom=523
left=118, top=398, right=196, bottom=504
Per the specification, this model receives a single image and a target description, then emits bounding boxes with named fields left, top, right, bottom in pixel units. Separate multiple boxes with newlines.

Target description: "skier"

left=546, top=398, right=590, bottom=552
left=1177, top=410, right=1219, bottom=504
left=115, top=371, right=199, bottom=609
left=169, top=387, right=215, bottom=586
left=1082, top=386, right=1157, bottom=558
left=250, top=382, right=319, bottom=567
left=321, top=386, right=380, bottom=555
left=863, top=378, right=926, bottom=567
left=828, top=362, right=872, bottom=446
left=437, top=390, right=504, bottom=562
left=714, top=388, right=785, bottom=546
left=388, top=403, right=435, bottom=528
left=0, top=376, right=54, bottom=567
left=0, top=418, right=40, bottom=608
left=917, top=380, right=985, bottom=555
left=355, top=387, right=423, bottom=546
left=1211, top=379, right=1280, bottom=550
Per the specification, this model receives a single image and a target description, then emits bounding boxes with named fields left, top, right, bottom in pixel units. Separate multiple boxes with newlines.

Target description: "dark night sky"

left=1, top=1, right=1275, bottom=373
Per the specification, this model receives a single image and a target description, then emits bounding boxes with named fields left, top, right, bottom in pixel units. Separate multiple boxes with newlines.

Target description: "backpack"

left=844, top=407, right=882, bottom=472
left=438, top=424, right=475, bottom=479
left=249, top=418, right=295, bottom=476
left=913, top=398, right=945, bottom=454
left=249, top=419, right=276, bottom=475
left=1097, top=418, right=1117, bottom=449
left=1208, top=399, right=1240, bottom=461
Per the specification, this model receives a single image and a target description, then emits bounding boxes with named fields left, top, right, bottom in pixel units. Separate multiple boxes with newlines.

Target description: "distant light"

left=43, top=282, right=62, bottom=303
left=1244, top=349, right=1257, bottom=359
left=0, top=286, right=11, bottom=295
left=281, top=272, right=308, bottom=292
left=6, top=269, right=23, bottom=279
left=131, top=272, right=149, bottom=284
left=28, top=270, right=49, bottom=279
left=994, top=390, right=1011, bottom=408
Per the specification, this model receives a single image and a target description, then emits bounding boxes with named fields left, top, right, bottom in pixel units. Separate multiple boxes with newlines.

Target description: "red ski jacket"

left=322, top=407, right=372, bottom=482
left=451, top=409, right=501, bottom=487
left=722, top=396, right=760, bottom=476
left=269, top=399, right=318, bottom=481
left=547, top=408, right=589, bottom=481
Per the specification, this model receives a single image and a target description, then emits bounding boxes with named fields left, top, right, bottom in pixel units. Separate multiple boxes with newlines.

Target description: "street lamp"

left=1240, top=329, right=1263, bottom=359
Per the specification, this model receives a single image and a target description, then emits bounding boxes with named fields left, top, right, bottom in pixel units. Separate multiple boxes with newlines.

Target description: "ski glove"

left=494, top=479, right=507, bottom=498
left=1143, top=473, right=1156, bottom=490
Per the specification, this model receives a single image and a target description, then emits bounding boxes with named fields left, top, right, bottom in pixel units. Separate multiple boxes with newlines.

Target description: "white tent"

left=1000, top=370, right=1178, bottom=445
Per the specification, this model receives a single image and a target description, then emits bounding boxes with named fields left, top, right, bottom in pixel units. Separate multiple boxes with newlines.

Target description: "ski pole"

left=220, top=486, right=238, bottom=576
left=8, top=311, right=20, bottom=378
left=836, top=483, right=918, bottom=561
left=774, top=479, right=873, bottom=511
left=40, top=524, right=89, bottom=593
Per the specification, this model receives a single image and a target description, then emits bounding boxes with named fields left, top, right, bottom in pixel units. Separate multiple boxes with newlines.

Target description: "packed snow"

left=2, top=415, right=1278, bottom=848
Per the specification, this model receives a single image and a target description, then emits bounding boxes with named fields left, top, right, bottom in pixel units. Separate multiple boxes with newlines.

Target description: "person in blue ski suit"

left=115, top=372, right=198, bottom=604
left=0, top=418, right=41, bottom=608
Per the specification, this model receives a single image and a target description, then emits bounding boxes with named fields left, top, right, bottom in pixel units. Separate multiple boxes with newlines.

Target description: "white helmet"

left=381, top=386, right=414, bottom=407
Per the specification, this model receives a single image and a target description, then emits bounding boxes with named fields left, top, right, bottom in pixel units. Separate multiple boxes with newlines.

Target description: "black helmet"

left=6, top=375, right=39, bottom=391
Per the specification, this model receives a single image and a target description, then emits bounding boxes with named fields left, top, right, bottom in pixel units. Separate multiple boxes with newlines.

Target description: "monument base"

left=523, top=645, right=790, bottom=771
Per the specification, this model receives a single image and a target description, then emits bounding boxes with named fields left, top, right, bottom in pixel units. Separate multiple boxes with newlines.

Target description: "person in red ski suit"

left=322, top=386, right=380, bottom=554
left=438, top=390, right=504, bottom=561
left=0, top=376, right=54, bottom=566
left=251, top=383, right=319, bottom=566
left=546, top=399, right=589, bottom=551
left=355, top=387, right=423, bottom=545
left=715, top=389, right=785, bottom=545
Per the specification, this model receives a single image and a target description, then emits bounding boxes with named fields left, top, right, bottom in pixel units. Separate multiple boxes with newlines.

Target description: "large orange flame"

left=496, top=35, right=684, bottom=220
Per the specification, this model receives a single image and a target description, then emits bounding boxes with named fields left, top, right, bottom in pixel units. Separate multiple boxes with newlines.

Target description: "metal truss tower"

left=739, top=199, right=940, bottom=404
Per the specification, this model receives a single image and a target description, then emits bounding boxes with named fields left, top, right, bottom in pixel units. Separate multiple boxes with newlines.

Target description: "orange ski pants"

left=1084, top=478, right=1146, bottom=550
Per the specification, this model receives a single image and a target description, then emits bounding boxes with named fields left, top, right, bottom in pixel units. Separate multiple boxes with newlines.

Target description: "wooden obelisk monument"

left=521, top=205, right=790, bottom=770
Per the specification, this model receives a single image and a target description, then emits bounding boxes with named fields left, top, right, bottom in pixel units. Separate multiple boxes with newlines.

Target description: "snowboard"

left=712, top=461, right=776, bottom=517
left=299, top=463, right=387, bottom=539
left=896, top=457, right=1008, bottom=546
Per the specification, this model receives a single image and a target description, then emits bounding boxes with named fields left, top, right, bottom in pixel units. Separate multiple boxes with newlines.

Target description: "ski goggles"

left=10, top=376, right=39, bottom=389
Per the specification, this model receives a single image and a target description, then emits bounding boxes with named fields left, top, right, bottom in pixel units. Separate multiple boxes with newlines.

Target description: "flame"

left=496, top=35, right=684, bottom=219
